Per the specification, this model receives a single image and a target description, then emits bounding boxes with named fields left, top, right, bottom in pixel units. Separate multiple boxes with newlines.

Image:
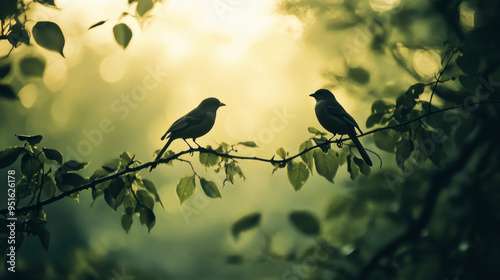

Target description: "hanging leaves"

left=32, top=21, right=65, bottom=57
left=113, top=23, right=133, bottom=49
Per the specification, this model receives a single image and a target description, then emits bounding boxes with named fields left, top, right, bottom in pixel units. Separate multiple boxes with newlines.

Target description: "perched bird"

left=150, top=97, right=225, bottom=171
left=310, top=89, right=372, bottom=166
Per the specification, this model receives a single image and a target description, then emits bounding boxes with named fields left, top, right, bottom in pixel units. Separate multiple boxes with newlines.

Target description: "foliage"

left=0, top=0, right=160, bottom=100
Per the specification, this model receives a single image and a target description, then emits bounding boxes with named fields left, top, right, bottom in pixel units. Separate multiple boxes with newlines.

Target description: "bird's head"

left=309, top=89, right=335, bottom=101
left=199, top=97, right=226, bottom=111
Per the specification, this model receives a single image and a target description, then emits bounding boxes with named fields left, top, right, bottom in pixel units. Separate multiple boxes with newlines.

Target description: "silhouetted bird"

left=310, top=89, right=372, bottom=166
left=150, top=97, right=225, bottom=171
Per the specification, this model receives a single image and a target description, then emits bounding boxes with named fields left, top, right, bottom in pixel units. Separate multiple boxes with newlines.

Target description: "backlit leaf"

left=113, top=23, right=133, bottom=49
left=176, top=175, right=196, bottom=204
left=32, top=21, right=65, bottom=57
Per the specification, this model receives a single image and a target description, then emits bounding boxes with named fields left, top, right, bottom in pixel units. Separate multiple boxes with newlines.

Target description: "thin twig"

left=428, top=49, right=459, bottom=112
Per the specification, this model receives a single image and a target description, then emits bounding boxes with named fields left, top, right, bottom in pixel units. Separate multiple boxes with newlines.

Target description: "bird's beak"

left=309, top=93, right=315, bottom=97
left=219, top=102, right=226, bottom=107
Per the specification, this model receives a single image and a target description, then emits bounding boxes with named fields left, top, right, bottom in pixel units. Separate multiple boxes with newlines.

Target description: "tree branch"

left=356, top=128, right=487, bottom=280
left=1, top=101, right=498, bottom=216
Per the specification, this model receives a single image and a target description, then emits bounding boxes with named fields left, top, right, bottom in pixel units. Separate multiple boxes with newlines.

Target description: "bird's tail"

left=149, top=137, right=174, bottom=172
left=348, top=133, right=372, bottom=166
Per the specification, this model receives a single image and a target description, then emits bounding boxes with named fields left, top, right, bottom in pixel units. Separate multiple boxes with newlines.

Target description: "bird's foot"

left=183, top=139, right=195, bottom=156
left=337, top=135, right=344, bottom=148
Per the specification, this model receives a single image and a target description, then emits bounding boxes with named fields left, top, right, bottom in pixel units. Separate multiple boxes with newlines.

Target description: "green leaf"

left=0, top=84, right=17, bottom=100
left=371, top=99, right=395, bottom=114
left=62, top=160, right=88, bottom=171
left=348, top=67, right=370, bottom=84
left=0, top=146, right=23, bottom=168
left=90, top=168, right=109, bottom=181
left=15, top=134, right=43, bottom=146
left=373, top=130, right=400, bottom=153
left=200, top=178, right=221, bottom=198
left=347, top=154, right=360, bottom=180
left=307, top=127, right=323, bottom=135
left=19, top=56, right=46, bottom=77
left=32, top=21, right=65, bottom=57
left=313, top=149, right=339, bottom=183
left=0, top=63, right=12, bottom=79
left=238, top=141, right=258, bottom=148
left=36, top=226, right=50, bottom=251
left=395, top=138, right=414, bottom=169
left=199, top=149, right=220, bottom=168
left=35, top=0, right=56, bottom=7
left=141, top=179, right=164, bottom=208
left=289, top=211, right=320, bottom=236
left=366, top=112, right=386, bottom=128
left=396, top=93, right=417, bottom=110
left=139, top=207, right=155, bottom=232
left=102, top=158, right=120, bottom=172
left=353, top=157, right=371, bottom=177
left=88, top=20, right=107, bottom=30
left=42, top=176, right=56, bottom=198
left=407, top=83, right=425, bottom=99
left=16, top=177, right=32, bottom=199
left=21, top=154, right=42, bottom=179
left=220, top=142, right=230, bottom=153
left=109, top=177, right=125, bottom=198
left=231, top=212, right=261, bottom=239
left=299, top=140, right=314, bottom=171
left=277, top=147, right=287, bottom=159
left=287, top=161, right=309, bottom=191
left=7, top=24, right=30, bottom=47
left=136, top=0, right=154, bottom=16
left=226, top=161, right=245, bottom=183
left=113, top=23, right=133, bottom=49
left=57, top=173, right=86, bottom=191
left=119, top=151, right=133, bottom=167
left=42, top=148, right=62, bottom=164
left=121, top=212, right=133, bottom=233
left=104, top=178, right=126, bottom=211
left=176, top=175, right=196, bottom=204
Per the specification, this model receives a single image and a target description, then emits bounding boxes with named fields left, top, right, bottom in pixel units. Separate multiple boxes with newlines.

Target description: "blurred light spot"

left=43, top=60, right=68, bottom=91
left=341, top=244, right=355, bottom=255
left=459, top=2, right=475, bottom=30
left=369, top=0, right=401, bottom=12
left=459, top=242, right=469, bottom=252
left=413, top=49, right=440, bottom=77
left=51, top=97, right=72, bottom=127
left=100, top=54, right=127, bottom=83
left=224, top=108, right=256, bottom=139
left=163, top=32, right=191, bottom=61
left=18, top=84, right=38, bottom=109
left=276, top=15, right=303, bottom=41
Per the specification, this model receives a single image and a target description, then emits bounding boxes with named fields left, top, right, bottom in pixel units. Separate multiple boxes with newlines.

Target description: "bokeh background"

left=1, top=0, right=499, bottom=279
